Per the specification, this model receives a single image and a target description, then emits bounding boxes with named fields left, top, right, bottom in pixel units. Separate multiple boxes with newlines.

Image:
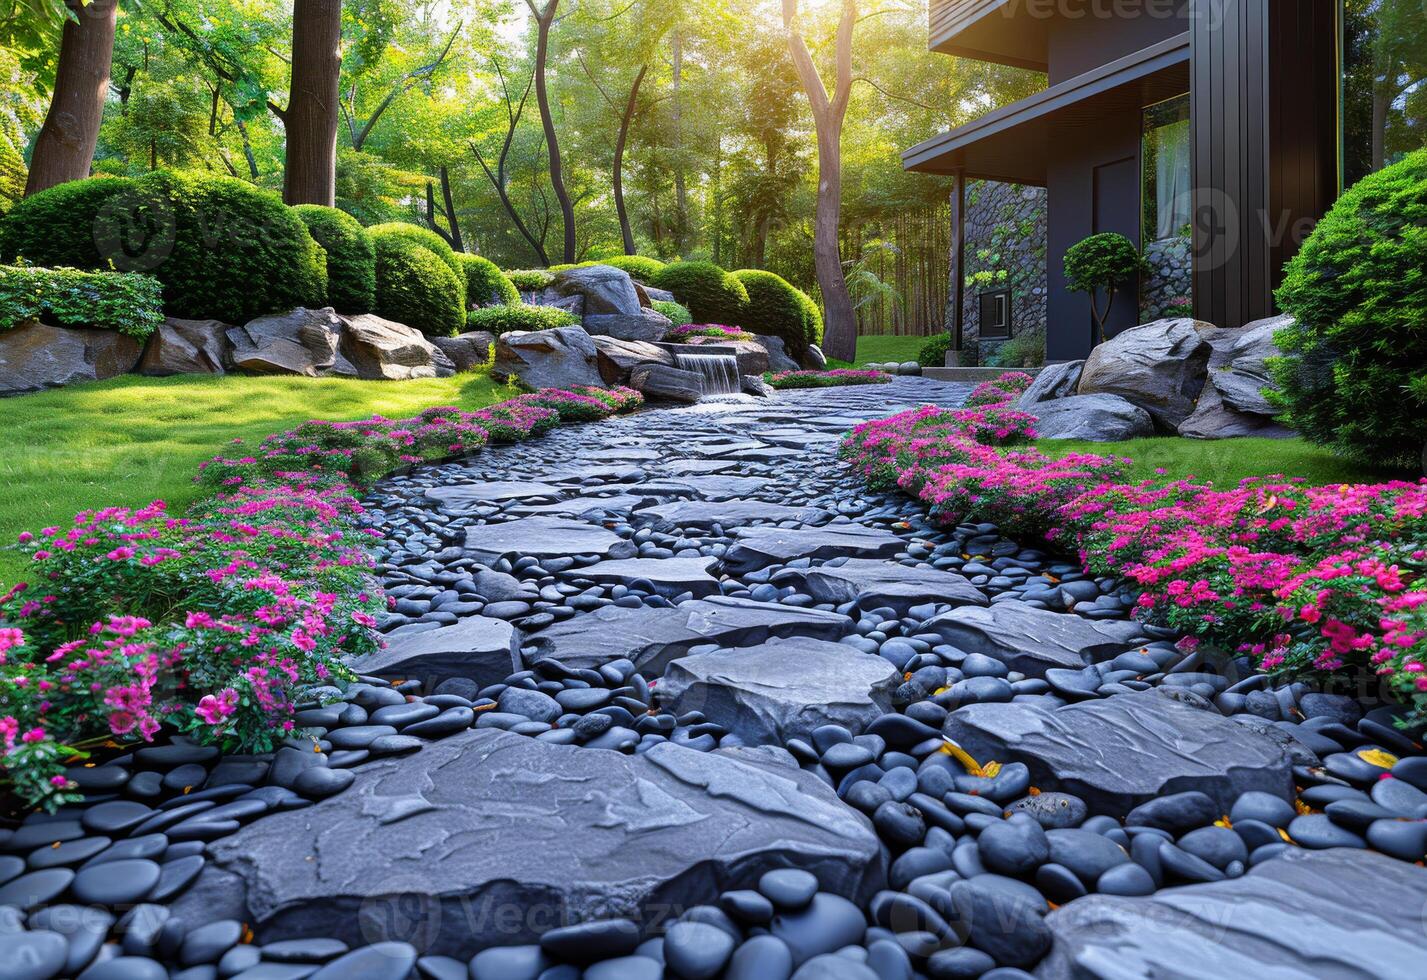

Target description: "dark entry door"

left=1093, top=155, right=1141, bottom=340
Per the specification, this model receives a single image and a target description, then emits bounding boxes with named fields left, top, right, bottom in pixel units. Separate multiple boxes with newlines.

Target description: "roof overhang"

left=930, top=0, right=1050, bottom=71
left=903, top=32, right=1191, bottom=184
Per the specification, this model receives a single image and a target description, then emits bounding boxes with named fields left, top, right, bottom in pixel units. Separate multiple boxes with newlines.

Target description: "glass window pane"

left=1142, top=94, right=1192, bottom=244
left=1341, top=0, right=1427, bottom=189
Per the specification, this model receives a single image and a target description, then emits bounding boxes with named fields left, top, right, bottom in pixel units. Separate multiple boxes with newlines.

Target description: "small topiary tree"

left=466, top=304, right=579, bottom=336
left=652, top=299, right=692, bottom=326
left=459, top=253, right=520, bottom=308
left=651, top=260, right=748, bottom=326
left=0, top=175, right=135, bottom=268
left=1270, top=149, right=1427, bottom=469
left=367, top=222, right=466, bottom=309
left=1063, top=232, right=1145, bottom=344
left=734, top=269, right=814, bottom=360
left=372, top=234, right=465, bottom=336
left=293, top=205, right=375, bottom=314
left=599, top=254, right=665, bottom=282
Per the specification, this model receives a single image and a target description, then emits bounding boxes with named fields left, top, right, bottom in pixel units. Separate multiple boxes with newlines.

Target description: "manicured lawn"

left=1039, top=435, right=1409, bottom=486
left=828, top=334, right=931, bottom=368
left=0, top=372, right=517, bottom=587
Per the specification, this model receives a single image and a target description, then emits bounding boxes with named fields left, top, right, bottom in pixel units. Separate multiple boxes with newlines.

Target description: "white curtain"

left=1156, top=118, right=1192, bottom=240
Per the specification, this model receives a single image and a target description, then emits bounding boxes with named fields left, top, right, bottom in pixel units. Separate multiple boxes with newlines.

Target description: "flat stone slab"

left=925, top=601, right=1144, bottom=677
left=570, top=556, right=723, bottom=598
left=348, top=616, right=520, bottom=690
left=463, top=516, right=632, bottom=562
left=639, top=499, right=827, bottom=530
left=522, top=596, right=853, bottom=674
left=509, top=494, right=653, bottom=517
left=664, top=475, right=772, bottom=499
left=659, top=638, right=900, bottom=745
left=772, top=559, right=988, bottom=614
left=723, top=524, right=906, bottom=573
left=169, top=730, right=885, bottom=956
left=943, top=689, right=1294, bottom=816
left=1036, top=848, right=1427, bottom=979
left=425, top=481, right=563, bottom=508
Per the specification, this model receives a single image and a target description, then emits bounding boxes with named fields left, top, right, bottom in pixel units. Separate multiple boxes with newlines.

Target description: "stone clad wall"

left=949, top=180, right=1048, bottom=366
left=1140, top=236, right=1193, bottom=322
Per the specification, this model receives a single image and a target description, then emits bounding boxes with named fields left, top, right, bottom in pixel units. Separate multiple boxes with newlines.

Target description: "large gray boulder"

left=1077, top=318, right=1213, bottom=429
left=923, top=601, right=1145, bottom=677
left=137, top=317, right=229, bottom=376
left=338, top=313, right=449, bottom=380
left=630, top=362, right=703, bottom=403
left=492, top=325, right=605, bottom=390
left=169, top=730, right=886, bottom=956
left=430, top=331, right=494, bottom=372
left=0, top=321, right=142, bottom=394
left=522, top=596, right=853, bottom=674
left=1179, top=316, right=1294, bottom=439
left=659, top=637, right=900, bottom=744
left=1017, top=360, right=1083, bottom=406
left=226, top=307, right=354, bottom=377
left=591, top=335, right=671, bottom=385
left=751, top=333, right=800, bottom=372
left=942, top=689, right=1294, bottom=816
left=1028, top=393, right=1155, bottom=441
left=718, top=337, right=771, bottom=376
left=583, top=308, right=672, bottom=342
left=1035, top=849, right=1427, bottom=979
left=770, top=559, right=988, bottom=615
left=346, top=616, right=520, bottom=689
left=551, top=264, right=642, bottom=316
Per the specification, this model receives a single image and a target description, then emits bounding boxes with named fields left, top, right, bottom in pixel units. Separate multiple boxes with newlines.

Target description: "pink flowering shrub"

left=667, top=323, right=750, bottom=341
left=0, top=386, right=642, bottom=809
left=766, top=369, right=891, bottom=390
left=966, top=372, right=1034, bottom=407
left=840, top=373, right=1427, bottom=728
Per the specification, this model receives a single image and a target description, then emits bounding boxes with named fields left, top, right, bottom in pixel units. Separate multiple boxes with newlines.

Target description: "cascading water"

left=674, top=350, right=740, bottom=396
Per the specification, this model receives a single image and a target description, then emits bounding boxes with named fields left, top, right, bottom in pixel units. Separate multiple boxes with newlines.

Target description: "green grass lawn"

left=0, top=372, right=516, bottom=587
left=826, top=334, right=931, bottom=369
left=1039, top=436, right=1407, bottom=486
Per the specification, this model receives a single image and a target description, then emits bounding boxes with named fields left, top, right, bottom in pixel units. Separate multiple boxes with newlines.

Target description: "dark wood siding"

left=1046, top=2, right=1192, bottom=84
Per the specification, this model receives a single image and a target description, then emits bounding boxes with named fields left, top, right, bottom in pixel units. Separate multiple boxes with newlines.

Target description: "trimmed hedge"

left=652, top=261, right=748, bottom=326
left=293, top=205, right=375, bottom=314
left=734, top=269, right=813, bottom=361
left=505, top=269, right=554, bottom=292
left=795, top=286, right=824, bottom=346
left=466, top=304, right=579, bottom=337
left=372, top=235, right=465, bottom=337
left=598, top=254, right=665, bottom=282
left=367, top=223, right=466, bottom=310
left=652, top=299, right=692, bottom=326
left=459, top=253, right=520, bottom=308
left=1271, top=149, right=1427, bottom=468
left=0, top=264, right=165, bottom=337
left=0, top=171, right=326, bottom=324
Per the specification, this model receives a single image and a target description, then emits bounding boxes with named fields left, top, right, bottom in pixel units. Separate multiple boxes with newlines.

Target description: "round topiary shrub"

left=293, top=205, right=375, bottom=314
left=598, top=254, right=665, bottom=282
left=652, top=299, right=692, bottom=326
left=367, top=223, right=466, bottom=309
left=795, top=286, right=824, bottom=346
left=1271, top=149, right=1427, bottom=469
left=651, top=261, right=748, bottom=326
left=918, top=333, right=952, bottom=367
left=466, top=304, right=579, bottom=337
left=505, top=269, right=554, bottom=292
left=372, top=235, right=465, bottom=337
left=459, top=253, right=520, bottom=308
left=0, top=174, right=135, bottom=268
left=1, top=171, right=327, bottom=323
left=733, top=269, right=811, bottom=360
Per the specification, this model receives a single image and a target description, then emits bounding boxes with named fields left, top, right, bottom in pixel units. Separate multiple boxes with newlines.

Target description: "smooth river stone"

left=658, top=637, right=900, bottom=744
left=346, top=616, right=520, bottom=690
left=723, top=524, right=907, bottom=573
left=1036, top=848, right=1427, bottom=979
left=168, top=730, right=884, bottom=957
left=942, top=689, right=1293, bottom=816
left=463, top=516, right=631, bottom=562
left=770, top=559, right=988, bottom=614
left=924, top=601, right=1145, bottom=677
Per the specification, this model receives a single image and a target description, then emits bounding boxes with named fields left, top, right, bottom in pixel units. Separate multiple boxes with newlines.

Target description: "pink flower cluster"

left=0, top=385, right=643, bottom=809
left=841, top=374, right=1427, bottom=726
left=767, top=369, right=892, bottom=390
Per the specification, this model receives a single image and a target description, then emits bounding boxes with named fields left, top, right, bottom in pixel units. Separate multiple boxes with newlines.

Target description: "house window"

left=1142, top=94, right=1192, bottom=243
left=1340, top=0, right=1427, bottom=190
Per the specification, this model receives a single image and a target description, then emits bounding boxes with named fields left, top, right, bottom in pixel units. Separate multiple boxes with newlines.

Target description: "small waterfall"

left=674, top=350, right=740, bottom=396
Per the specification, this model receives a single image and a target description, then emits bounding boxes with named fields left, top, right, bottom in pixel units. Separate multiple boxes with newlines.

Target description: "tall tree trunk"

left=283, top=0, right=342, bottom=205
left=670, top=30, right=689, bottom=255
left=613, top=65, right=647, bottom=255
left=425, top=165, right=464, bottom=252
left=783, top=0, right=857, bottom=362
left=527, top=0, right=576, bottom=262
left=25, top=0, right=118, bottom=196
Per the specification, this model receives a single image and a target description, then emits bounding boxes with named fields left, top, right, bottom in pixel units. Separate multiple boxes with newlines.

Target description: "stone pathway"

left=6, top=378, right=1427, bottom=980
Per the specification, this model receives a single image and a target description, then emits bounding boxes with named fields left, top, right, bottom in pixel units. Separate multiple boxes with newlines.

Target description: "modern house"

left=904, top=0, right=1425, bottom=362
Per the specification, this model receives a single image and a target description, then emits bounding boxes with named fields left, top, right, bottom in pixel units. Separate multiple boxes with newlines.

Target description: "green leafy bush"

left=505, top=269, right=553, bottom=292
left=0, top=171, right=326, bottom=323
left=367, top=222, right=466, bottom=309
left=466, top=304, right=579, bottom=337
left=917, top=333, right=951, bottom=367
left=652, top=299, right=692, bottom=326
left=652, top=261, right=748, bottom=326
left=795, top=287, right=824, bottom=345
left=292, top=204, right=375, bottom=314
left=0, top=264, right=165, bottom=337
left=459, top=253, right=520, bottom=308
left=372, top=235, right=465, bottom=336
left=986, top=326, right=1046, bottom=369
left=0, top=175, right=134, bottom=269
left=1271, top=149, right=1427, bottom=468
left=598, top=254, right=665, bottom=282
left=734, top=269, right=814, bottom=361
left=1064, top=232, right=1145, bottom=343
